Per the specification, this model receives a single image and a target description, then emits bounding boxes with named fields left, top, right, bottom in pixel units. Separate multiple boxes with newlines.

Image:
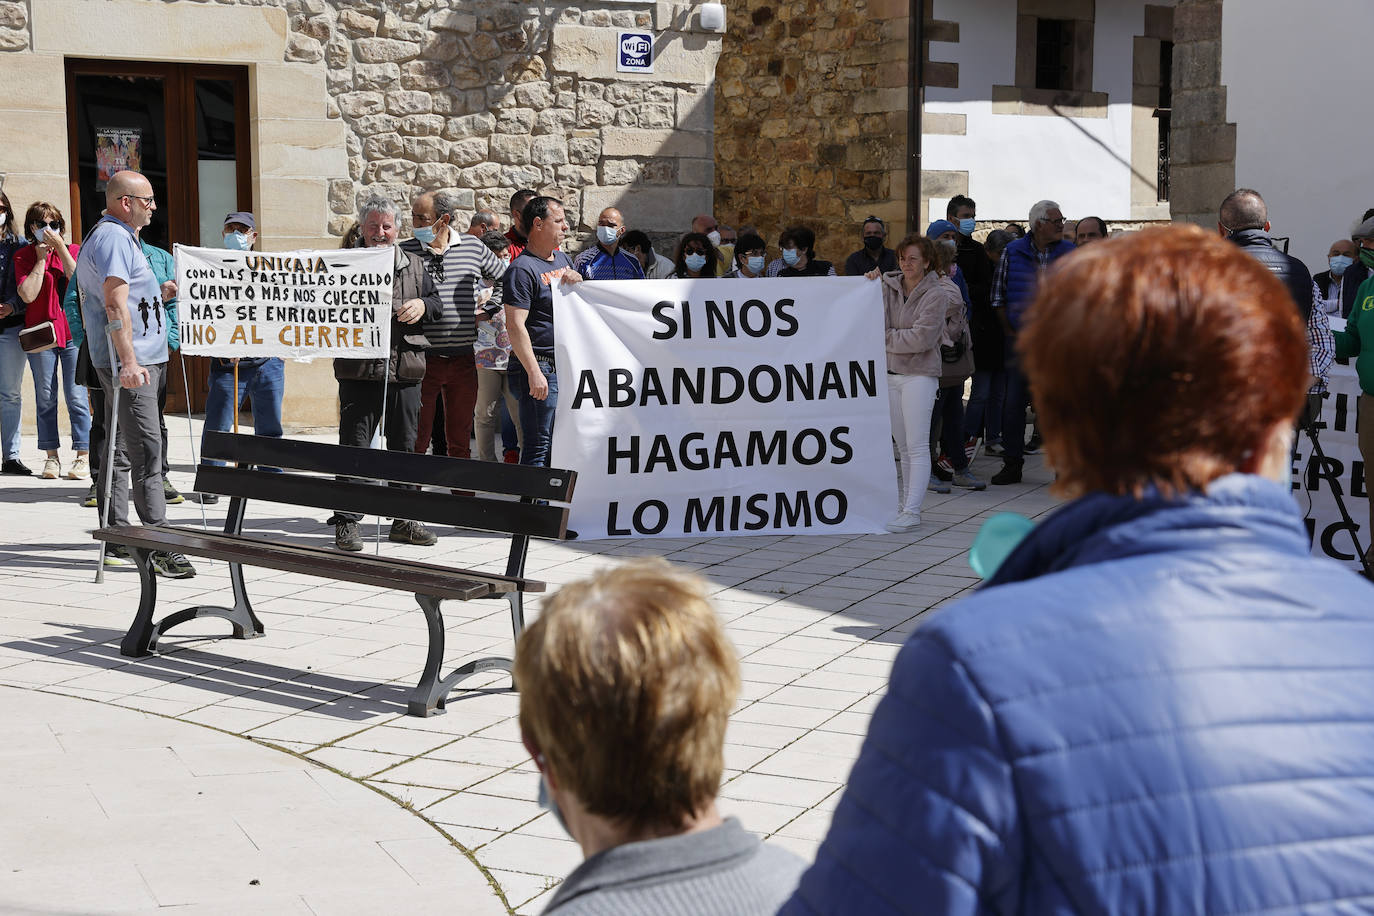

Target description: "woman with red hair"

left=784, top=226, right=1374, bottom=915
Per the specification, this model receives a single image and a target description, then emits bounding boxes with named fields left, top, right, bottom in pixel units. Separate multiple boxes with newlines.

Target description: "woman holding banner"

left=877, top=235, right=964, bottom=533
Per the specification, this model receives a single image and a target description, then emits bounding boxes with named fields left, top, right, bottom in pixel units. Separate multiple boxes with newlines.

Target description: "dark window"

left=1156, top=40, right=1173, bottom=202
left=1035, top=19, right=1074, bottom=91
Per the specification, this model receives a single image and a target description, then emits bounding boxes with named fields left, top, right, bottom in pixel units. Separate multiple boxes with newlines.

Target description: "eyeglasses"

left=121, top=194, right=156, bottom=207
left=1043, top=217, right=1065, bottom=226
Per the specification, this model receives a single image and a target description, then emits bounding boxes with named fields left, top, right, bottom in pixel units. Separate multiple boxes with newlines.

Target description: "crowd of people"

left=9, top=168, right=1374, bottom=563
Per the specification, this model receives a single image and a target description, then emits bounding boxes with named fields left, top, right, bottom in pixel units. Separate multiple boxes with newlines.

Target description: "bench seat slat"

left=94, top=525, right=542, bottom=601
left=194, top=466, right=567, bottom=539
left=202, top=431, right=576, bottom=501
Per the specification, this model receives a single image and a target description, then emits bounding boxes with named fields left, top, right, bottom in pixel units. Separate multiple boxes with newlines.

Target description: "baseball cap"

left=224, top=211, right=256, bottom=231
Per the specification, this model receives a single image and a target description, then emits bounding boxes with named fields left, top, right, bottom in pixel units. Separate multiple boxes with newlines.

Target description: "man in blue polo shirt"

left=75, top=170, right=194, bottom=577
left=572, top=207, right=644, bottom=280
left=989, top=198, right=1075, bottom=485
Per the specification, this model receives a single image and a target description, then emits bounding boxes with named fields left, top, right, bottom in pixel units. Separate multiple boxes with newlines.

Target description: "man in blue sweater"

left=989, top=199, right=1075, bottom=484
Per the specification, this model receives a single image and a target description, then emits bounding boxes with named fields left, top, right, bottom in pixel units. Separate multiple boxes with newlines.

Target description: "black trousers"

left=335, top=379, right=421, bottom=522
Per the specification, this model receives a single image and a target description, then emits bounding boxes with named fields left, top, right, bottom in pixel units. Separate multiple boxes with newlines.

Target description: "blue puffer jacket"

left=1001, top=235, right=1074, bottom=330
left=783, top=474, right=1374, bottom=915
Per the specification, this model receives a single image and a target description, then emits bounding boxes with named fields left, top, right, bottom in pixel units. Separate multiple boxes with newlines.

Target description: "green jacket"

left=1334, top=274, right=1374, bottom=394
left=65, top=239, right=178, bottom=350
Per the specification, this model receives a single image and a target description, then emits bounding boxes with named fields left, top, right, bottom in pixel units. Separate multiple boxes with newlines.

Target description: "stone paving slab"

left=0, top=424, right=1056, bottom=913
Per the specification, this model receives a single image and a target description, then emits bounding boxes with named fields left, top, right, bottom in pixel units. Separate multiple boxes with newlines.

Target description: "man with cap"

left=197, top=211, right=284, bottom=504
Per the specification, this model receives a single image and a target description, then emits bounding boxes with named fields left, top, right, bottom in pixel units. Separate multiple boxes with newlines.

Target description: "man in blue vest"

left=990, top=199, right=1075, bottom=485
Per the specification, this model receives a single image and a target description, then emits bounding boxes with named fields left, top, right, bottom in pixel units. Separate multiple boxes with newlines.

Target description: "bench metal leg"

left=408, top=593, right=515, bottom=718
left=119, top=555, right=265, bottom=657
left=119, top=548, right=159, bottom=657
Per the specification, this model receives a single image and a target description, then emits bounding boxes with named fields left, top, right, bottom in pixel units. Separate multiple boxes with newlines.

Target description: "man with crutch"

left=76, top=170, right=194, bottom=578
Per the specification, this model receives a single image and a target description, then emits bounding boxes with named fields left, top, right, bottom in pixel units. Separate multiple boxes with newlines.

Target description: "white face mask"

left=0, top=213, right=7, bottom=229
left=706, top=230, right=721, bottom=247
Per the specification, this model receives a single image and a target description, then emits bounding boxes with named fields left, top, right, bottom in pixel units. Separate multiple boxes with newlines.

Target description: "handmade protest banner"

left=175, top=246, right=393, bottom=360
left=1294, top=359, right=1368, bottom=570
left=551, top=277, right=897, bottom=539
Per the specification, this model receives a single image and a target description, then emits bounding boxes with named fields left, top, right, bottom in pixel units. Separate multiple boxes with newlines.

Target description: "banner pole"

left=232, top=360, right=239, bottom=435
left=375, top=367, right=390, bottom=556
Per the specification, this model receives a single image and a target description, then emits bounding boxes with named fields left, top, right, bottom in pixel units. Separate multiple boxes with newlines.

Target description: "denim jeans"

left=201, top=358, right=284, bottom=464
left=930, top=384, right=969, bottom=472
left=999, top=355, right=1032, bottom=463
left=0, top=326, right=25, bottom=460
left=963, top=368, right=1006, bottom=444
left=27, top=341, right=91, bottom=451
left=508, top=355, right=559, bottom=467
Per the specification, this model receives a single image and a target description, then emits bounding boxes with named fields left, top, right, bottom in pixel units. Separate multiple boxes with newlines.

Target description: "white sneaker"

left=66, top=455, right=90, bottom=480
left=40, top=457, right=61, bottom=479
left=885, top=510, right=922, bottom=533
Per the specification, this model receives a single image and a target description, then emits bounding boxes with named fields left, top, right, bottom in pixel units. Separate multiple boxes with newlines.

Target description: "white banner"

left=1295, top=360, right=1368, bottom=569
left=551, top=277, right=897, bottom=539
left=175, top=245, right=393, bottom=360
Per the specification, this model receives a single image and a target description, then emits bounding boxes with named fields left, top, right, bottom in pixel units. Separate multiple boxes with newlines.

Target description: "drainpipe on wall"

left=908, top=0, right=925, bottom=233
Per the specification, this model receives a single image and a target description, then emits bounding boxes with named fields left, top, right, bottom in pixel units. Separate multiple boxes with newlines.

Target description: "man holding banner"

left=331, top=194, right=443, bottom=552
left=504, top=195, right=582, bottom=468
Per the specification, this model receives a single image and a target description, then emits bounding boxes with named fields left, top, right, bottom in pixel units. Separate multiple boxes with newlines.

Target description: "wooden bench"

left=94, top=431, right=577, bottom=717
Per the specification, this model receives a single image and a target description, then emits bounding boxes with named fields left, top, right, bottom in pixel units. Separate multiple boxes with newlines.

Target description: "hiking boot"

left=884, top=510, right=922, bottom=533
left=82, top=484, right=98, bottom=508
left=389, top=519, right=438, bottom=546
left=0, top=458, right=32, bottom=475
left=335, top=520, right=363, bottom=552
left=103, top=544, right=133, bottom=567
left=991, top=461, right=1024, bottom=485
left=927, top=473, right=951, bottom=494
left=163, top=479, right=185, bottom=504
left=67, top=455, right=90, bottom=480
left=150, top=551, right=196, bottom=579
left=953, top=470, right=988, bottom=491
left=40, top=457, right=61, bottom=479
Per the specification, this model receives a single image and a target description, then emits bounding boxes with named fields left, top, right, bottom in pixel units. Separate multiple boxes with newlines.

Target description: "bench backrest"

left=197, top=432, right=576, bottom=547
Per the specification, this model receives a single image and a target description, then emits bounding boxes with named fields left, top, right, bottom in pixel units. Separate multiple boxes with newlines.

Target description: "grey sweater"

left=542, top=817, right=806, bottom=915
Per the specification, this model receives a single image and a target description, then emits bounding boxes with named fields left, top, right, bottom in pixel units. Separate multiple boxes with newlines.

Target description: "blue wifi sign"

left=617, top=30, right=654, bottom=73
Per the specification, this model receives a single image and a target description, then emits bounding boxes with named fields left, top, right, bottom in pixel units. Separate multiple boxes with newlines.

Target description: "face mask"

left=706, top=230, right=721, bottom=247
left=223, top=231, right=250, bottom=251
left=413, top=225, right=436, bottom=245
left=1330, top=255, right=1354, bottom=277
left=782, top=248, right=801, bottom=266
left=499, top=255, right=511, bottom=268
left=597, top=225, right=619, bottom=246
left=0, top=213, right=6, bottom=228
left=939, top=238, right=957, bottom=255
left=746, top=254, right=765, bottom=274
left=1361, top=247, right=1374, bottom=270
left=862, top=236, right=884, bottom=252
left=684, top=252, right=707, bottom=272
left=958, top=218, right=976, bottom=236
left=537, top=771, right=569, bottom=837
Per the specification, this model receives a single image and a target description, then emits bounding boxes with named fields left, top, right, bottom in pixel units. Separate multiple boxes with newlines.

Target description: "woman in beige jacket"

left=875, top=234, right=965, bottom=532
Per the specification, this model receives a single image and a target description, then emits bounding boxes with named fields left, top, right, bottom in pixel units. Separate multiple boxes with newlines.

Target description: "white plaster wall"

left=923, top=0, right=1149, bottom=223
left=1221, top=0, right=1374, bottom=272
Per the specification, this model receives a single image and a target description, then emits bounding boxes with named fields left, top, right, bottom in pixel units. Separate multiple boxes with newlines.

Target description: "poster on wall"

left=174, top=245, right=394, bottom=361
left=95, top=127, right=142, bottom=190
left=551, top=277, right=897, bottom=540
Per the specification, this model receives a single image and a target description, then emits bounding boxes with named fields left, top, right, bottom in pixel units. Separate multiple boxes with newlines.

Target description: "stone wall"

left=1165, top=0, right=1233, bottom=227
left=714, top=0, right=909, bottom=267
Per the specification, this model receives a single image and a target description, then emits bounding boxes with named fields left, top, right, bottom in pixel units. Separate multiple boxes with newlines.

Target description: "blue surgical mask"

left=1330, top=254, right=1354, bottom=277
left=782, top=248, right=801, bottom=266
left=958, top=218, right=976, bottom=236
left=746, top=254, right=765, bottom=274
left=413, top=225, right=437, bottom=245
left=222, top=231, right=250, bottom=251
left=597, top=225, right=619, bottom=246
left=684, top=252, right=707, bottom=272
left=537, top=770, right=569, bottom=837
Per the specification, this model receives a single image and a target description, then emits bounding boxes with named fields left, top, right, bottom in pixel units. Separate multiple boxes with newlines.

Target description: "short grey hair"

left=431, top=190, right=465, bottom=222
left=1029, top=199, right=1061, bottom=227
left=358, top=193, right=400, bottom=225
left=469, top=209, right=499, bottom=231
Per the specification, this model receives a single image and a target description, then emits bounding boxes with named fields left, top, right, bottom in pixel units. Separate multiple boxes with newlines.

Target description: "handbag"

left=19, top=321, right=58, bottom=353
left=940, top=326, right=975, bottom=387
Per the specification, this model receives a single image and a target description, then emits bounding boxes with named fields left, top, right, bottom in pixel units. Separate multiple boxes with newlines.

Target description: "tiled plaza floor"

left=0, top=422, right=1057, bottom=914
